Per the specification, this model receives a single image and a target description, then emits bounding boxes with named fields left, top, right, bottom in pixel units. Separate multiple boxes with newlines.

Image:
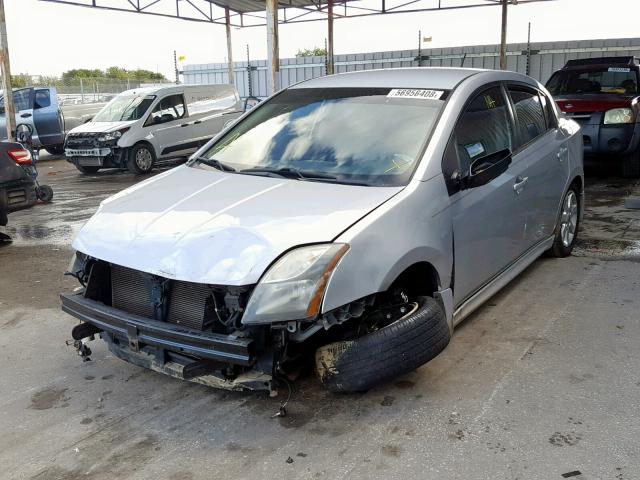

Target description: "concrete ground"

left=1, top=156, right=639, bottom=480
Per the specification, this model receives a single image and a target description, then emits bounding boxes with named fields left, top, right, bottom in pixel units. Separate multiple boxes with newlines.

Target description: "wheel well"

left=388, top=262, right=440, bottom=298
left=570, top=175, right=583, bottom=193
left=131, top=141, right=156, bottom=158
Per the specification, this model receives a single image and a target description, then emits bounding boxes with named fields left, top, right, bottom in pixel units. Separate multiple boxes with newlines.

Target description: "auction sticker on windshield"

left=387, top=89, right=444, bottom=100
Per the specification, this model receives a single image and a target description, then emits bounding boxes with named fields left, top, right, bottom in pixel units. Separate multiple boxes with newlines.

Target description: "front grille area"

left=110, top=264, right=213, bottom=331
left=65, top=133, right=101, bottom=149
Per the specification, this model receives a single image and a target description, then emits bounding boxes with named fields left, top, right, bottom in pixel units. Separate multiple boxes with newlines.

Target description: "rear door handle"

left=20, top=113, right=32, bottom=118
left=193, top=120, right=202, bottom=125
left=180, top=123, right=189, bottom=127
left=513, top=176, right=528, bottom=194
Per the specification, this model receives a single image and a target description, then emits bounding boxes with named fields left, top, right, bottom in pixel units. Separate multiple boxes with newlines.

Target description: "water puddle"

left=574, top=238, right=640, bottom=262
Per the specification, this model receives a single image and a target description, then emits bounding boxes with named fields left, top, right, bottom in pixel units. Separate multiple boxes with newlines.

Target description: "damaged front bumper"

left=60, top=293, right=276, bottom=392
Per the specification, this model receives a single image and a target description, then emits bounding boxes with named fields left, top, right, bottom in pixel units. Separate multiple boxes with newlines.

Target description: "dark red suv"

left=546, top=57, right=640, bottom=177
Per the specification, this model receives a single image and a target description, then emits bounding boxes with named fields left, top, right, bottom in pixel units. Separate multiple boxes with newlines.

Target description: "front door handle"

left=513, top=176, right=529, bottom=195
left=20, top=113, right=32, bottom=118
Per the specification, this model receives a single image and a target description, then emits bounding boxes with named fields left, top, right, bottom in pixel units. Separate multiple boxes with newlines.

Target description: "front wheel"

left=548, top=186, right=580, bottom=258
left=127, top=144, right=156, bottom=174
left=315, top=296, right=451, bottom=393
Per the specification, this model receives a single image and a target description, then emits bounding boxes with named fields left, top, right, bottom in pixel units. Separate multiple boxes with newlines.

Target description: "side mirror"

left=460, top=148, right=512, bottom=190
left=244, top=96, right=261, bottom=112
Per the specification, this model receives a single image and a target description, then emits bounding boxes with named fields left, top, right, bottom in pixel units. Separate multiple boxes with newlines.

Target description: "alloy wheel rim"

left=135, top=148, right=153, bottom=170
left=560, top=190, right=578, bottom=248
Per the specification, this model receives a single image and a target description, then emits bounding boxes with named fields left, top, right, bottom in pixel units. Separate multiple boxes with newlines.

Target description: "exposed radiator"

left=111, top=265, right=154, bottom=319
left=167, top=280, right=213, bottom=330
left=110, top=264, right=212, bottom=331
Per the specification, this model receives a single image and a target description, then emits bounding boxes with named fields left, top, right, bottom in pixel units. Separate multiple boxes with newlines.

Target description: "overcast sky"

left=6, top=0, right=639, bottom=79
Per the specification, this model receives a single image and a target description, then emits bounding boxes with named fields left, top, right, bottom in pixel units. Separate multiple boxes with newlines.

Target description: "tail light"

left=7, top=148, right=33, bottom=165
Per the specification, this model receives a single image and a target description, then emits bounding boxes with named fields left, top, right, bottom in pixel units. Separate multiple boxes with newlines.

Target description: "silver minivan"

left=61, top=68, right=583, bottom=394
left=65, top=84, right=243, bottom=174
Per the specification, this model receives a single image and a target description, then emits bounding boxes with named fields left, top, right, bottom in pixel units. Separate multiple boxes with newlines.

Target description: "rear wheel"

left=127, top=144, right=156, bottom=174
left=548, top=186, right=580, bottom=258
left=45, top=145, right=65, bottom=156
left=75, top=165, right=100, bottom=175
left=622, top=150, right=640, bottom=178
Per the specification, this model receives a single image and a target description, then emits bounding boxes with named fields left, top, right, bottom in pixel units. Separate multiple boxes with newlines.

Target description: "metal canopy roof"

left=39, top=0, right=556, bottom=27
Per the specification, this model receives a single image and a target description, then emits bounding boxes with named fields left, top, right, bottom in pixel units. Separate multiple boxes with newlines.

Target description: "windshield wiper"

left=240, top=167, right=337, bottom=180
left=193, top=156, right=236, bottom=172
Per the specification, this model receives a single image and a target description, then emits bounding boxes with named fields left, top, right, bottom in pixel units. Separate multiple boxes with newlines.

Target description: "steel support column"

left=499, top=0, right=508, bottom=70
left=266, top=0, right=279, bottom=95
left=327, top=0, right=334, bottom=75
left=225, top=7, right=235, bottom=85
left=0, top=0, right=15, bottom=142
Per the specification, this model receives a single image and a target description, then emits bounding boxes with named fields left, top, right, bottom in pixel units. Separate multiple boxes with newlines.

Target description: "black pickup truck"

left=0, top=142, right=37, bottom=230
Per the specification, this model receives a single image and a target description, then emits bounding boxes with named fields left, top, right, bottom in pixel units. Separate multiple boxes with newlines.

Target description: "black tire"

left=548, top=185, right=580, bottom=258
left=622, top=151, right=640, bottom=178
left=36, top=185, right=54, bottom=203
left=315, top=296, right=451, bottom=393
left=75, top=165, right=100, bottom=175
left=45, top=145, right=65, bottom=156
left=127, top=143, right=156, bottom=174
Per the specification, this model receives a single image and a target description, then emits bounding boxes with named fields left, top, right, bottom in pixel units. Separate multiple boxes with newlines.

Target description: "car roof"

left=118, top=84, right=237, bottom=98
left=562, top=56, right=639, bottom=70
left=290, top=67, right=533, bottom=91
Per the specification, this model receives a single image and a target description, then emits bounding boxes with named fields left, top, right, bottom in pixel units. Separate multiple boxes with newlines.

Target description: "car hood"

left=553, top=94, right=636, bottom=113
left=73, top=165, right=403, bottom=285
left=69, top=120, right=137, bottom=134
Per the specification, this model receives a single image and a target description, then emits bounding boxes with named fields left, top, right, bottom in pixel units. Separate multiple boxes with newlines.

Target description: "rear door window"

left=507, top=86, right=548, bottom=149
left=443, top=86, right=513, bottom=188
left=34, top=89, right=51, bottom=109
left=146, top=94, right=186, bottom=126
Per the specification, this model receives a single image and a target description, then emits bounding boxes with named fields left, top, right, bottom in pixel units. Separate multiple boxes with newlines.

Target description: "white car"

left=64, top=84, right=244, bottom=174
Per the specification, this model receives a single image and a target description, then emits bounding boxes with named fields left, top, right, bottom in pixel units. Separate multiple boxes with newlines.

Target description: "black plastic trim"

left=60, top=293, right=253, bottom=365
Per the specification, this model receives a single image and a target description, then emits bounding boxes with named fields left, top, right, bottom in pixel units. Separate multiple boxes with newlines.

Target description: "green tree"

left=10, top=74, right=32, bottom=87
left=62, top=67, right=167, bottom=83
left=296, top=47, right=327, bottom=57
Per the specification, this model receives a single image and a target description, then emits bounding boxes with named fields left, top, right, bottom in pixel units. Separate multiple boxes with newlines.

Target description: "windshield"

left=93, top=94, right=156, bottom=122
left=195, top=87, right=444, bottom=186
left=546, top=67, right=639, bottom=95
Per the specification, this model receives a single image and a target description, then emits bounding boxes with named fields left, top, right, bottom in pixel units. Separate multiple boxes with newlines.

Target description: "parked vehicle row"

left=61, top=67, right=584, bottom=394
left=64, top=84, right=244, bottom=174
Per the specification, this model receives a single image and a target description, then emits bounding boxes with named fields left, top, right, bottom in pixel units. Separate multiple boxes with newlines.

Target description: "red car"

left=546, top=57, right=640, bottom=177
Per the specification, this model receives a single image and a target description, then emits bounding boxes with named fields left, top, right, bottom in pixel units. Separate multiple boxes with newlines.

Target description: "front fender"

left=322, top=176, right=453, bottom=313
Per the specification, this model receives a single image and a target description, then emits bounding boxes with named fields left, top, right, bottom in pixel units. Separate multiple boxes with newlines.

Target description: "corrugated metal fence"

left=183, top=37, right=640, bottom=98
